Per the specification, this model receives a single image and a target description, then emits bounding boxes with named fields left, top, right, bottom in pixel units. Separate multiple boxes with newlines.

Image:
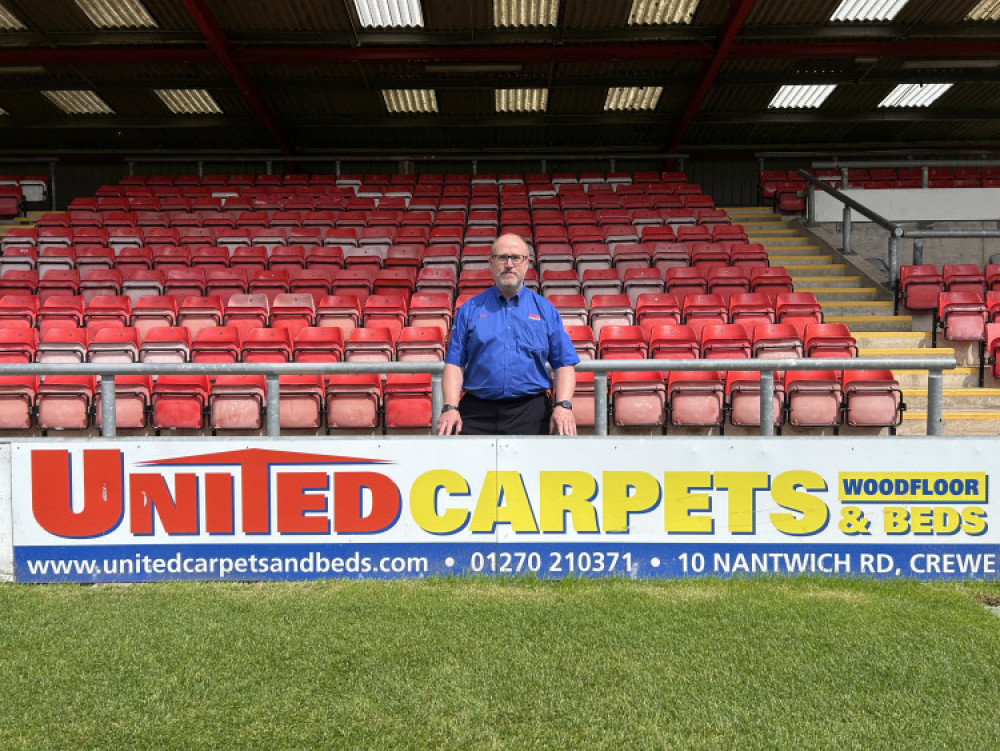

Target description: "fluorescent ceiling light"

left=830, top=0, right=910, bottom=22
left=628, top=0, right=700, bottom=25
left=383, top=89, right=438, bottom=113
left=493, top=0, right=559, bottom=27
left=768, top=84, right=837, bottom=109
left=43, top=90, right=115, bottom=115
left=496, top=88, right=548, bottom=113
left=353, top=0, right=424, bottom=28
left=74, top=0, right=157, bottom=28
left=966, top=0, right=1000, bottom=21
left=0, top=4, right=25, bottom=30
left=878, top=82, right=953, bottom=107
left=155, top=89, right=223, bottom=115
left=604, top=86, right=663, bottom=111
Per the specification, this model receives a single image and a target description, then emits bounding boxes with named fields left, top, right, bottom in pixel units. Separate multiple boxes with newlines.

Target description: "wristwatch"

left=441, top=404, right=460, bottom=413
left=554, top=400, right=573, bottom=410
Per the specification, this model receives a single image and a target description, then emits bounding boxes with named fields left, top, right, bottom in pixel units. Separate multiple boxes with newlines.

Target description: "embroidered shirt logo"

left=528, top=313, right=541, bottom=321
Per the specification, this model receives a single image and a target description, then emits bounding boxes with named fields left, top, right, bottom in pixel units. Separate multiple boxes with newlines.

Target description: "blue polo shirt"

left=445, top=285, right=580, bottom=400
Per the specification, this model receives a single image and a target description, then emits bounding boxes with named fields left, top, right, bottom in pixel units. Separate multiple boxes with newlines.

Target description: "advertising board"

left=9, top=437, right=999, bottom=582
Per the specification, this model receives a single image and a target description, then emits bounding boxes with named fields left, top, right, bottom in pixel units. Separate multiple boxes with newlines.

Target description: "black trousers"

left=459, top=392, right=551, bottom=435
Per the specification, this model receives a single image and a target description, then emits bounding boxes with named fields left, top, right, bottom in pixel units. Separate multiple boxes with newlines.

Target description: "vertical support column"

left=593, top=372, right=608, bottom=436
left=430, top=371, right=443, bottom=433
left=266, top=373, right=281, bottom=436
left=48, top=160, right=57, bottom=212
left=758, top=370, right=775, bottom=437
left=100, top=376, right=117, bottom=438
left=913, top=238, right=924, bottom=266
left=806, top=183, right=816, bottom=227
left=921, top=166, right=929, bottom=188
left=888, top=233, right=900, bottom=291
left=842, top=206, right=853, bottom=255
left=926, top=368, right=944, bottom=436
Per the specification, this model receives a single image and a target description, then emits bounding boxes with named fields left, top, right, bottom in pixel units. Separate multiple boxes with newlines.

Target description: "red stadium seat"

left=784, top=370, right=843, bottom=427
left=898, top=265, right=945, bottom=311
left=36, top=375, right=96, bottom=431
left=751, top=322, right=803, bottom=359
left=383, top=373, right=432, bottom=430
left=936, top=291, right=987, bottom=342
left=326, top=373, right=381, bottom=430
left=191, top=326, right=243, bottom=364
left=667, top=371, right=724, bottom=428
left=804, top=323, right=858, bottom=359
left=842, top=369, right=903, bottom=429
left=152, top=375, right=210, bottom=431
left=727, top=372, right=785, bottom=429
left=87, top=326, right=139, bottom=363
left=210, top=375, right=266, bottom=431
left=139, top=326, right=191, bottom=363
left=242, top=326, right=293, bottom=363
left=611, top=371, right=666, bottom=428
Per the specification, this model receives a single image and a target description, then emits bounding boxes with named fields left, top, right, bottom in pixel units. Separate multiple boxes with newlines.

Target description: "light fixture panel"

left=768, top=84, right=837, bottom=109
left=604, top=86, right=663, bottom=111
left=627, top=0, right=701, bottom=25
left=878, top=83, right=953, bottom=108
left=829, top=0, right=910, bottom=22
left=966, top=0, right=1000, bottom=21
left=74, top=0, right=157, bottom=28
left=155, top=89, right=223, bottom=115
left=0, top=4, right=26, bottom=30
left=383, top=89, right=439, bottom=114
left=496, top=89, right=549, bottom=113
left=353, top=0, right=424, bottom=28
left=493, top=0, right=559, bottom=27
left=43, top=90, right=115, bottom=115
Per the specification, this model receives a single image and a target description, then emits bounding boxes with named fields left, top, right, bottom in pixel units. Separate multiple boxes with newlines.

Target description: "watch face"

left=557, top=400, right=573, bottom=410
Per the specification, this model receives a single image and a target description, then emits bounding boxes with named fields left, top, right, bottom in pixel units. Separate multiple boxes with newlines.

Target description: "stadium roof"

left=1, top=0, right=999, bottom=156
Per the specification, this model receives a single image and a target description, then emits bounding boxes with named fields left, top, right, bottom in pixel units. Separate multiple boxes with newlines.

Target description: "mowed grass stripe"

left=1, top=578, right=999, bottom=750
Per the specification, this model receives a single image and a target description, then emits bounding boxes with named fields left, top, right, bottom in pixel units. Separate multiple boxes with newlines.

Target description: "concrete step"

left=857, top=346, right=955, bottom=361
left=897, top=411, right=1000, bottom=436
left=893, top=366, right=978, bottom=389
left=791, top=275, right=863, bottom=288
left=827, top=314, right=913, bottom=332
left=904, top=388, right=1000, bottom=410
left=782, top=263, right=848, bottom=276
left=798, top=286, right=880, bottom=301
left=769, top=255, right=834, bottom=267
left=816, top=300, right=895, bottom=317
left=853, top=331, right=931, bottom=349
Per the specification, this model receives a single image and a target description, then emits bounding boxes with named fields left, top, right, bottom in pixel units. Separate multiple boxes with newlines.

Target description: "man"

left=436, top=233, right=580, bottom=436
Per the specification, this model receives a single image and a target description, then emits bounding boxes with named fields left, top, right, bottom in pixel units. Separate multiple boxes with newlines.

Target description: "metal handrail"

left=0, top=355, right=956, bottom=438
left=797, top=168, right=1000, bottom=288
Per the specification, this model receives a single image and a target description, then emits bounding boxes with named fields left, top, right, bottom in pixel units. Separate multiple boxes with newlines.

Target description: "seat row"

left=2, top=221, right=742, bottom=252
left=34, top=207, right=734, bottom=231
left=898, top=263, right=1000, bottom=311
left=72, top=190, right=714, bottom=214
left=0, top=371, right=436, bottom=435
left=595, top=367, right=901, bottom=432
left=0, top=366, right=901, bottom=436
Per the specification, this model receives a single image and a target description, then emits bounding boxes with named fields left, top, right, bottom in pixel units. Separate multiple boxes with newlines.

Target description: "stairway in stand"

left=725, top=206, right=1000, bottom=436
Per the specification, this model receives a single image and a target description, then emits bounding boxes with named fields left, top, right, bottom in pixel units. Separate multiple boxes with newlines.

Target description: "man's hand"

left=550, top=405, right=577, bottom=436
left=436, top=410, right=463, bottom=435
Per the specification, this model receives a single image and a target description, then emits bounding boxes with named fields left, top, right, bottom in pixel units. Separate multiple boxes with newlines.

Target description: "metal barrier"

left=796, top=169, right=1000, bottom=290
left=0, top=355, right=956, bottom=437
left=125, top=152, right=689, bottom=177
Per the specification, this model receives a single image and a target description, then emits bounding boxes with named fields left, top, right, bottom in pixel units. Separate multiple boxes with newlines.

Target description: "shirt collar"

left=492, top=284, right=526, bottom=306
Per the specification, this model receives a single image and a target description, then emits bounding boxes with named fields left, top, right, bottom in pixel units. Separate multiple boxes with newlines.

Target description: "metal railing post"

left=842, top=205, right=853, bottom=255
left=266, top=373, right=281, bottom=436
left=759, top=371, right=775, bottom=436
left=913, top=238, right=924, bottom=266
left=430, top=371, right=443, bottom=431
left=806, top=183, right=816, bottom=226
left=100, top=377, right=117, bottom=438
left=593, top=372, right=608, bottom=436
left=927, top=369, right=944, bottom=436
left=888, top=232, right=900, bottom=290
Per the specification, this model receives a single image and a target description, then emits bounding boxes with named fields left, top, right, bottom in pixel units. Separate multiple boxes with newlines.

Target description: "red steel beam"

left=667, top=0, right=756, bottom=154
left=181, top=0, right=294, bottom=155
left=3, top=40, right=1000, bottom=66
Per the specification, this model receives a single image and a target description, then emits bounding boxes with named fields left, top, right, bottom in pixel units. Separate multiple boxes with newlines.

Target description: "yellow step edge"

left=793, top=276, right=862, bottom=283
left=903, top=412, right=1000, bottom=421
left=827, top=315, right=911, bottom=323
left=903, top=388, right=1000, bottom=396
left=822, top=301, right=894, bottom=308
left=796, top=287, right=877, bottom=294
left=895, top=366, right=977, bottom=374
left=856, top=332, right=929, bottom=341
left=857, top=348, right=954, bottom=357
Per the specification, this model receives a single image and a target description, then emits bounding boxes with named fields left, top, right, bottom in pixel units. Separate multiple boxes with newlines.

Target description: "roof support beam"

left=180, top=0, right=294, bottom=155
left=6, top=39, right=1000, bottom=66
left=666, top=0, right=755, bottom=154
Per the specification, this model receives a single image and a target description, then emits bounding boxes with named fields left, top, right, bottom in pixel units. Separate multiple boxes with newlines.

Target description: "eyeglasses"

left=491, top=254, right=530, bottom=265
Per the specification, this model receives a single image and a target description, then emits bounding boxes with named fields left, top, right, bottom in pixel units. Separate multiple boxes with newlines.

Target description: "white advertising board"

left=7, top=437, right=1000, bottom=582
